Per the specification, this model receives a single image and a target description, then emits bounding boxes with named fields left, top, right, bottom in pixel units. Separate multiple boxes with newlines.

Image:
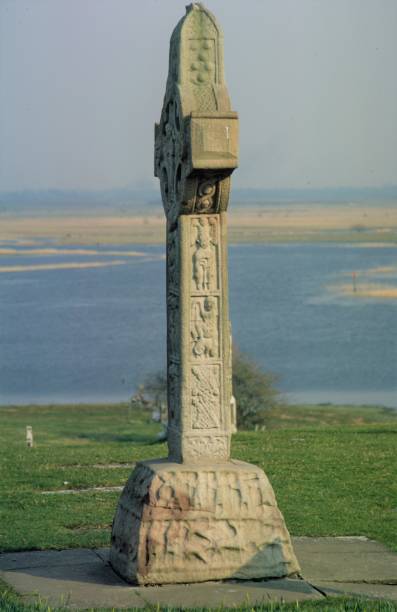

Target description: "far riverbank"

left=1, top=203, right=397, bottom=245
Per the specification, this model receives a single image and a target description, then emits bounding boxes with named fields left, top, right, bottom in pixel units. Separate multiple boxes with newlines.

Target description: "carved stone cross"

left=110, top=4, right=299, bottom=585
left=154, top=2, right=238, bottom=464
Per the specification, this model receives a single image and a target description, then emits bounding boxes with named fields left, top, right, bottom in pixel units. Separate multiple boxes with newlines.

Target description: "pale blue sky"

left=1, top=0, right=396, bottom=191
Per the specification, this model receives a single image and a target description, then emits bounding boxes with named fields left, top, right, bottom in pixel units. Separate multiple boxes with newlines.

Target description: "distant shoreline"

left=2, top=391, right=396, bottom=410
left=0, top=400, right=396, bottom=410
left=1, top=204, right=396, bottom=245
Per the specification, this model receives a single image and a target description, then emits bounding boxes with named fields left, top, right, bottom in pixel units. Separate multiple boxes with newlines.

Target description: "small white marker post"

left=26, top=426, right=33, bottom=448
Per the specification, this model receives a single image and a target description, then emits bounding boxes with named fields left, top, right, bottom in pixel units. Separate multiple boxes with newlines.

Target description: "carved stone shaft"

left=166, top=212, right=232, bottom=462
left=155, top=3, right=238, bottom=463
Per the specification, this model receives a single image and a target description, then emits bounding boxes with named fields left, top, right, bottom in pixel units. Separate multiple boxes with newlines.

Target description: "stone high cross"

left=110, top=4, right=299, bottom=585
left=154, top=2, right=239, bottom=463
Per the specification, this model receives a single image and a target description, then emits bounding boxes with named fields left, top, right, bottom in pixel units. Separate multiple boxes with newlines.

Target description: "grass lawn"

left=0, top=581, right=396, bottom=612
left=0, top=402, right=396, bottom=611
left=0, top=582, right=396, bottom=612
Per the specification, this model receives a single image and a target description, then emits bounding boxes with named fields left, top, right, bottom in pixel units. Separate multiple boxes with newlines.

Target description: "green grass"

left=0, top=580, right=397, bottom=612
left=0, top=403, right=397, bottom=612
left=0, top=402, right=396, bottom=554
left=0, top=403, right=164, bottom=551
left=0, top=581, right=397, bottom=612
left=0, top=581, right=396, bottom=612
left=0, top=583, right=397, bottom=612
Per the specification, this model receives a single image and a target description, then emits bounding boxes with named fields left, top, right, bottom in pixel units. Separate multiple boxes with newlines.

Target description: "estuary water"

left=0, top=242, right=396, bottom=407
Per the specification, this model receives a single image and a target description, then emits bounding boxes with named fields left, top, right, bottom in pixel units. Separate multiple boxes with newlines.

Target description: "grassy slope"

left=0, top=403, right=396, bottom=554
left=1, top=403, right=397, bottom=611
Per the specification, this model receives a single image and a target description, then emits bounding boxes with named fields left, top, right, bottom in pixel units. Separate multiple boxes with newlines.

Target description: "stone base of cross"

left=110, top=3, right=299, bottom=585
left=111, top=459, right=299, bottom=584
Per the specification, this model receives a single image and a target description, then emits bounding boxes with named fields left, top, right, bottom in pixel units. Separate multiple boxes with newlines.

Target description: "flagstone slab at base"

left=110, top=459, right=300, bottom=585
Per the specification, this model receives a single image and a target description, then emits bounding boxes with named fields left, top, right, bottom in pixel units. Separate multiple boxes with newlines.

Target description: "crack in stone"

left=311, top=579, right=397, bottom=585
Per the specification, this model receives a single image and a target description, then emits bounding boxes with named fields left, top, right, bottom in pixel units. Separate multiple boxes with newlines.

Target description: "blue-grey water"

left=0, top=242, right=396, bottom=407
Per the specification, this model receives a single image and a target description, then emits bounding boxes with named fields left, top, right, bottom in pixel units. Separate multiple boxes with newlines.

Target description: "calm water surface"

left=0, top=243, right=396, bottom=407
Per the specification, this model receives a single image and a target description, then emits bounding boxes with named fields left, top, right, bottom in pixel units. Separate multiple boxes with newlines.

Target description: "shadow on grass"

left=353, top=429, right=397, bottom=435
left=74, top=432, right=160, bottom=444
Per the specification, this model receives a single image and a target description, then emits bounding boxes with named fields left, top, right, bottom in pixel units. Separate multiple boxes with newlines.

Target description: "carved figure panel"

left=191, top=364, right=220, bottom=429
left=196, top=178, right=217, bottom=213
left=191, top=296, right=219, bottom=359
left=191, top=216, right=218, bottom=292
left=180, top=174, right=230, bottom=216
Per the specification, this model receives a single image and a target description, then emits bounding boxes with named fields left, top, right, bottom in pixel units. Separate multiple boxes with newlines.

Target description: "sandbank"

left=0, top=204, right=396, bottom=245
left=0, top=260, right=128, bottom=273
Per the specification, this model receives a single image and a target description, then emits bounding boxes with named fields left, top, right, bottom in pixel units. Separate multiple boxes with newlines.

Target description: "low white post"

left=26, top=426, right=33, bottom=448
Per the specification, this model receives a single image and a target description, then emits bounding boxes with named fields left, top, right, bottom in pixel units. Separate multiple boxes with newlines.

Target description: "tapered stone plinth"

left=110, top=460, right=299, bottom=584
left=110, top=3, right=300, bottom=584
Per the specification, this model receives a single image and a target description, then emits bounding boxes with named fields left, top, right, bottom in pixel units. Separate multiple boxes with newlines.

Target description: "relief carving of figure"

left=196, top=180, right=216, bottom=213
left=191, top=217, right=217, bottom=291
left=191, top=296, right=218, bottom=359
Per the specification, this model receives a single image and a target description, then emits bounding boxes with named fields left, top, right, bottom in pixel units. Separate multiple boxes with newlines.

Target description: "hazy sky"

left=1, top=0, right=397, bottom=191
